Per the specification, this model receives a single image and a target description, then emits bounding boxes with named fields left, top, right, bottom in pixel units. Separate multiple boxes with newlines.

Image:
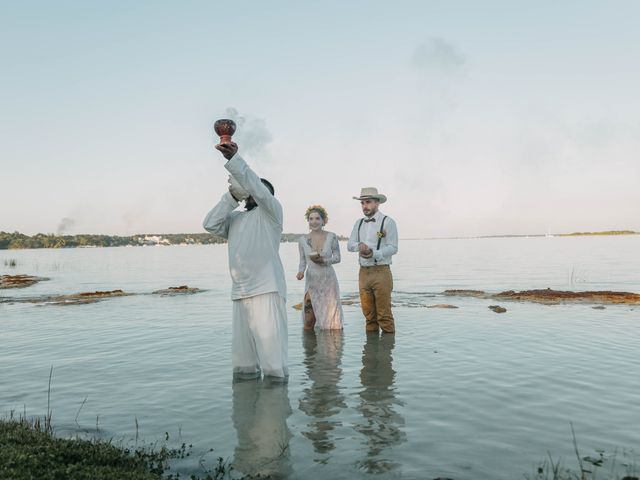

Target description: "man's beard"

left=245, top=197, right=258, bottom=211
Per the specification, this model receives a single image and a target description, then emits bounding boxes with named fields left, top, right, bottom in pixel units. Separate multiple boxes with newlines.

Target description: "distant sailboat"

left=545, top=228, right=554, bottom=238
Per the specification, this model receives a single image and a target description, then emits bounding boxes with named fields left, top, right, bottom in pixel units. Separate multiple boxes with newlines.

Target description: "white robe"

left=203, top=154, right=288, bottom=378
left=203, top=154, right=287, bottom=301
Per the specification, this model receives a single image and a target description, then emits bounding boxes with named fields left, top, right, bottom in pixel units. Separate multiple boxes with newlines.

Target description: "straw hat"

left=352, top=187, right=387, bottom=203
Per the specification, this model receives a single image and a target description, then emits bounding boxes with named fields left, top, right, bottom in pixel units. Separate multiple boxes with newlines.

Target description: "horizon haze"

left=2, top=1, right=639, bottom=238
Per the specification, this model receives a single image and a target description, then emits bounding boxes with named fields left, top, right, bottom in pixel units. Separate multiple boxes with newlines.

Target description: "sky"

left=1, top=1, right=639, bottom=238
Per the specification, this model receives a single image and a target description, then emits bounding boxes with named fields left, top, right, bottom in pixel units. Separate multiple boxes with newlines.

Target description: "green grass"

left=525, top=425, right=638, bottom=480
left=1, top=417, right=170, bottom=479
left=0, top=415, right=242, bottom=480
left=3, top=417, right=639, bottom=480
left=527, top=452, right=639, bottom=480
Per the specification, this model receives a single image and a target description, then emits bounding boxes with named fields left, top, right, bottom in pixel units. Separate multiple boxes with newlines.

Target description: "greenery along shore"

left=557, top=230, right=638, bottom=236
left=1, top=230, right=635, bottom=250
left=0, top=232, right=323, bottom=250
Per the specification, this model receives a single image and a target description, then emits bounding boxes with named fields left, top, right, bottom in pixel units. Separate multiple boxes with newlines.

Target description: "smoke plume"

left=222, top=107, right=273, bottom=159
left=57, top=217, right=76, bottom=235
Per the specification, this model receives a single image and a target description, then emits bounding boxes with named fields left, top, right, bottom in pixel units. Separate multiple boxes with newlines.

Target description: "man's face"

left=361, top=199, right=379, bottom=217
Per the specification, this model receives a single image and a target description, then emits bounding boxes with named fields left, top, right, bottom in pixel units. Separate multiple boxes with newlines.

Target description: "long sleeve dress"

left=297, top=232, right=344, bottom=330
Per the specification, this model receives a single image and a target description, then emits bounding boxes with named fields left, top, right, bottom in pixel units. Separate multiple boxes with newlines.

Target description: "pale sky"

left=2, top=1, right=639, bottom=238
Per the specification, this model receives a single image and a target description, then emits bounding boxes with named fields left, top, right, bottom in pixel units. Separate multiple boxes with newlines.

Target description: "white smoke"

left=412, top=37, right=467, bottom=75
left=221, top=107, right=273, bottom=160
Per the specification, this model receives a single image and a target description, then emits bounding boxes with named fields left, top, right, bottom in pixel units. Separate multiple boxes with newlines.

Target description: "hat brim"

left=352, top=195, right=387, bottom=204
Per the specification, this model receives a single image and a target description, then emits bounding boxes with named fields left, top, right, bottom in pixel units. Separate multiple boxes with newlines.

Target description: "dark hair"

left=260, top=178, right=275, bottom=195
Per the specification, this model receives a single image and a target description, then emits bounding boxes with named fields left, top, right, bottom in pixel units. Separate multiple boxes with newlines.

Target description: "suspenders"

left=357, top=216, right=387, bottom=264
left=376, top=216, right=387, bottom=250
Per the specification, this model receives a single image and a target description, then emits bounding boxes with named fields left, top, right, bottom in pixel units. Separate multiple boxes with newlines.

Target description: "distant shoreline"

left=1, top=230, right=637, bottom=250
left=401, top=230, right=640, bottom=241
left=0, top=231, right=346, bottom=250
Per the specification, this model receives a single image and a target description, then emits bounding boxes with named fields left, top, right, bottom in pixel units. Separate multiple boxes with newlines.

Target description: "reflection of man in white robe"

left=232, top=379, right=293, bottom=478
left=203, top=141, right=288, bottom=379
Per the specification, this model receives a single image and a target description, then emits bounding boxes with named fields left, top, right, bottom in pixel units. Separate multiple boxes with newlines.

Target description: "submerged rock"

left=40, top=290, right=130, bottom=306
left=152, top=285, right=203, bottom=296
left=443, top=289, right=486, bottom=298
left=493, top=288, right=640, bottom=305
left=444, top=288, right=640, bottom=305
left=0, top=274, right=49, bottom=289
left=4, top=285, right=211, bottom=307
left=489, top=305, right=507, bottom=313
left=426, top=304, right=459, bottom=309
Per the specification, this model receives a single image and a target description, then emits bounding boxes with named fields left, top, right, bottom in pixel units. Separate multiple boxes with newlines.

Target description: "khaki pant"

left=358, top=265, right=395, bottom=333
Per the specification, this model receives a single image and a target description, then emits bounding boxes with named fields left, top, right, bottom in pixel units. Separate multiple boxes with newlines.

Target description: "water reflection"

left=232, top=378, right=293, bottom=479
left=299, top=330, right=346, bottom=462
left=355, top=332, right=407, bottom=473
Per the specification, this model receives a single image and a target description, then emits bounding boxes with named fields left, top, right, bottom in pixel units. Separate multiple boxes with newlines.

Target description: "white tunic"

left=203, top=154, right=287, bottom=301
left=203, top=154, right=288, bottom=379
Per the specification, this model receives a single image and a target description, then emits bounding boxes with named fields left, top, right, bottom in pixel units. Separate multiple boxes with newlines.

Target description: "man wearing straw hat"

left=347, top=187, right=399, bottom=334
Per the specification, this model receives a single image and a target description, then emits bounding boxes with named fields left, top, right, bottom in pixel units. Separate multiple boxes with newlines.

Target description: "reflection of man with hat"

left=347, top=187, right=399, bottom=334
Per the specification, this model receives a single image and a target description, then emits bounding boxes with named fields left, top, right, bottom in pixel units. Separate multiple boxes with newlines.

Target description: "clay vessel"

left=214, top=119, right=236, bottom=144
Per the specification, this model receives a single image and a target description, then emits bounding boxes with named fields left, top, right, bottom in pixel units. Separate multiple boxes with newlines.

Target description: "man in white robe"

left=203, top=141, right=288, bottom=380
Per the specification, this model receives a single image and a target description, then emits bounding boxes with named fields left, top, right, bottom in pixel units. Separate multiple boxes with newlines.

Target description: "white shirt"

left=347, top=210, right=398, bottom=267
left=203, top=154, right=287, bottom=301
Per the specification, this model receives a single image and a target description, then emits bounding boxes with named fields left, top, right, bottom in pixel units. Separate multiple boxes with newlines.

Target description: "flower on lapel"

left=377, top=230, right=386, bottom=239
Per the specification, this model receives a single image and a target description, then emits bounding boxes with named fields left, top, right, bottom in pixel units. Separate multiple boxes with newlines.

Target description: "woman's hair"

left=304, top=205, right=328, bottom=224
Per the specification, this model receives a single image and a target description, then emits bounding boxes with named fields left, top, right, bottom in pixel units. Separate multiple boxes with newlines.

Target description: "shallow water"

left=1, top=236, right=639, bottom=479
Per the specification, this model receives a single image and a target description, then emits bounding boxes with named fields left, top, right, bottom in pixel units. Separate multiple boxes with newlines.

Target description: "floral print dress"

left=297, top=232, right=344, bottom=330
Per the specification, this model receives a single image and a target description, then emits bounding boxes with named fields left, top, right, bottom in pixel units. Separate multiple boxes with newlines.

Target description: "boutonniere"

left=377, top=230, right=386, bottom=239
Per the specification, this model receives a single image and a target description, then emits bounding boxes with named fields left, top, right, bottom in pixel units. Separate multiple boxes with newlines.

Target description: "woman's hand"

left=310, top=254, right=325, bottom=265
left=296, top=272, right=304, bottom=280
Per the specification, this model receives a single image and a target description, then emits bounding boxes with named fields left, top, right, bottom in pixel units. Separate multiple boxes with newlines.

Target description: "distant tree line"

left=0, top=231, right=339, bottom=250
left=0, top=232, right=227, bottom=250
left=558, top=230, right=638, bottom=236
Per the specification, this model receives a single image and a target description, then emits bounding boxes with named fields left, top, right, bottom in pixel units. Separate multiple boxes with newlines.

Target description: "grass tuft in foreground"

left=526, top=425, right=638, bottom=480
left=0, top=416, right=245, bottom=480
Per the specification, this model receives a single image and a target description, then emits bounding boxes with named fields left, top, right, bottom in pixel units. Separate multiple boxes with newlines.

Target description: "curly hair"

left=304, top=205, right=328, bottom=224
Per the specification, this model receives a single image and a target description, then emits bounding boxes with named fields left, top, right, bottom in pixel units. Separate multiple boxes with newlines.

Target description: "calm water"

left=1, top=237, right=639, bottom=479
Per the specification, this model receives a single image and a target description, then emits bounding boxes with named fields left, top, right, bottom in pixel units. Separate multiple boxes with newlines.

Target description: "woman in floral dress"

left=296, top=205, right=344, bottom=330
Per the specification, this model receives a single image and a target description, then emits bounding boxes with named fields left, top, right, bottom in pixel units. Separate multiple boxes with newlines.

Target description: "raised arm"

left=225, top=154, right=282, bottom=226
left=202, top=192, right=239, bottom=239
